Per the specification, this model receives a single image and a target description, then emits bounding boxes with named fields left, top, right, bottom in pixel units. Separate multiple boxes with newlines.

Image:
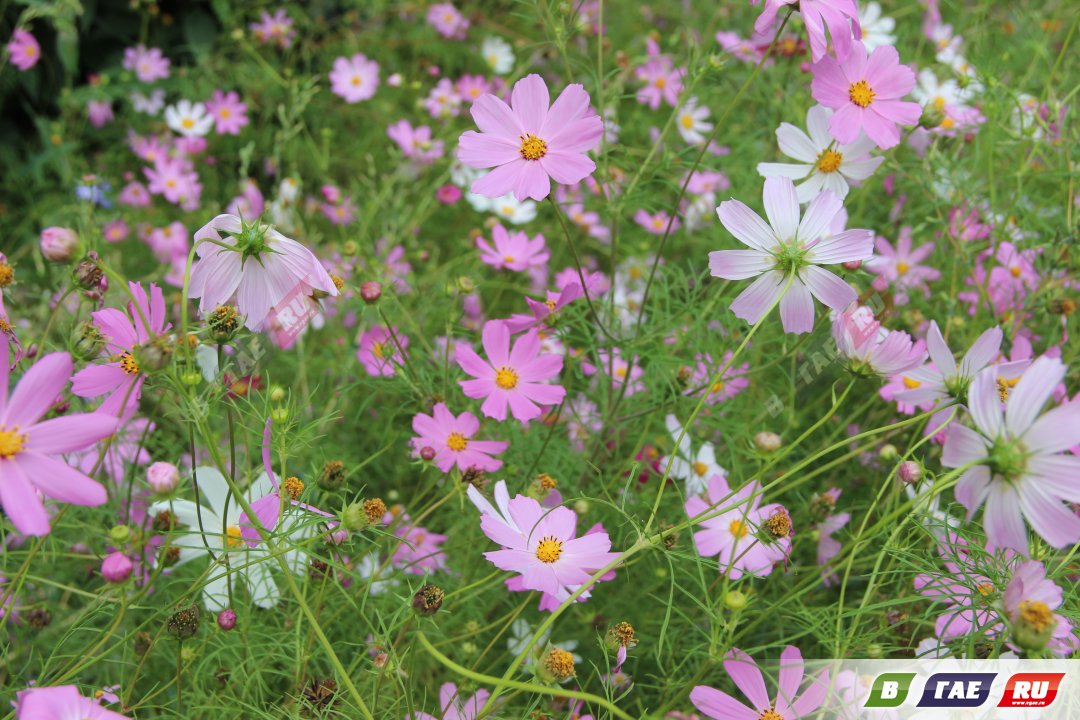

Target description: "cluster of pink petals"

left=329, top=53, right=380, bottom=103
left=408, top=682, right=488, bottom=720
left=458, top=74, right=603, bottom=201
left=122, top=44, right=170, bottom=82
left=388, top=120, right=445, bottom=164
left=357, top=326, right=408, bottom=377
left=864, top=227, right=940, bottom=304
left=914, top=532, right=1007, bottom=640
left=205, top=90, right=249, bottom=135
left=831, top=304, right=926, bottom=377
left=249, top=9, right=296, bottom=48
left=427, top=3, right=469, bottom=39
left=15, top=684, right=128, bottom=719
left=691, top=646, right=828, bottom=720
left=6, top=29, right=40, bottom=71
left=467, top=480, right=620, bottom=607
left=476, top=225, right=549, bottom=272
left=752, top=0, right=861, bottom=63
left=411, top=402, right=507, bottom=474
left=503, top=271, right=603, bottom=333
left=0, top=343, right=119, bottom=537
left=455, top=320, right=565, bottom=424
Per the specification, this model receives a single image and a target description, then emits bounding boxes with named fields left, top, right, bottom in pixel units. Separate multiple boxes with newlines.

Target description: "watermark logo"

left=916, top=673, right=997, bottom=707
left=865, top=673, right=917, bottom=708
left=997, top=672, right=1065, bottom=708
left=266, top=285, right=319, bottom=349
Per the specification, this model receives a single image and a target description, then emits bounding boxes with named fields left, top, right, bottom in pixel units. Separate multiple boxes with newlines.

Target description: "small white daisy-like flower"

left=164, top=99, right=213, bottom=137
left=481, top=35, right=515, bottom=75
left=676, top=96, right=713, bottom=145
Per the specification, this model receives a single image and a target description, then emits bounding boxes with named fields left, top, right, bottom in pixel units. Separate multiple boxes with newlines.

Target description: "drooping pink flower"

left=476, top=224, right=549, bottom=272
left=831, top=304, right=926, bottom=377
left=456, top=320, right=565, bottom=424
left=0, top=343, right=120, bottom=537
left=811, top=44, right=921, bottom=149
left=329, top=54, right=380, bottom=103
left=424, top=78, right=463, bottom=118
left=72, top=282, right=170, bottom=416
left=684, top=474, right=792, bottom=579
left=457, top=74, right=603, bottom=202
left=357, top=326, right=409, bottom=377
left=204, top=90, right=249, bottom=135
left=7, top=29, right=41, bottom=71
left=427, top=3, right=469, bottom=39
left=15, top=685, right=129, bottom=719
left=188, top=214, right=338, bottom=332
left=407, top=682, right=489, bottom=720
left=690, top=646, right=829, bottom=720
left=249, top=8, right=296, bottom=48
left=411, top=403, right=507, bottom=474
left=709, top=177, right=873, bottom=334
left=503, top=271, right=605, bottom=333
left=752, top=0, right=861, bottom=63
left=467, top=480, right=620, bottom=606
left=122, top=45, right=170, bottom=82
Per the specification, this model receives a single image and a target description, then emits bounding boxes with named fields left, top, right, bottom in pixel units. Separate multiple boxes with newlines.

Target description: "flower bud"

left=139, top=336, right=174, bottom=372
left=412, top=583, right=445, bottom=616
left=207, top=305, right=242, bottom=343
left=269, top=385, right=286, bottom=402
left=919, top=103, right=946, bottom=130
left=73, top=256, right=105, bottom=290
left=73, top=321, right=105, bottom=360
left=342, top=240, right=359, bottom=255
left=842, top=259, right=862, bottom=271
left=217, top=609, right=237, bottom=631
left=342, top=502, right=368, bottom=531
left=108, top=524, right=131, bottom=544
left=40, top=227, right=80, bottom=262
left=166, top=605, right=201, bottom=640
left=271, top=407, right=289, bottom=423
left=725, top=590, right=747, bottom=610
left=419, top=446, right=437, bottom=461
left=753, top=431, right=782, bottom=453
left=360, top=281, right=382, bottom=304
left=319, top=460, right=347, bottom=490
left=879, top=443, right=899, bottom=461
left=147, top=461, right=180, bottom=494
left=101, top=552, right=133, bottom=583
left=603, top=622, right=638, bottom=654
left=897, top=460, right=922, bottom=484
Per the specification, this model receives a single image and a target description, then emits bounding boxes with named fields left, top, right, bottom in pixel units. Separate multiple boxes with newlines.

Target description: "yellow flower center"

left=351, top=75, right=362, bottom=86
left=545, top=298, right=558, bottom=311
left=1, top=263, right=16, bottom=287
left=536, top=536, right=563, bottom=563
left=181, top=117, right=195, bottom=129
left=1009, top=265, right=1022, bottom=278
left=897, top=261, right=910, bottom=275
left=680, top=114, right=695, bottom=129
left=933, top=96, right=947, bottom=112
left=495, top=366, right=519, bottom=390
left=693, top=461, right=709, bottom=477
left=848, top=80, right=876, bottom=108
left=940, top=117, right=955, bottom=129
left=759, top=710, right=784, bottom=720
left=710, top=381, right=725, bottom=394
left=997, top=376, right=1019, bottom=402
left=902, top=376, right=921, bottom=389
left=729, top=520, right=748, bottom=538
left=283, top=476, right=304, bottom=500
left=0, top=426, right=27, bottom=459
left=764, top=510, right=792, bottom=539
left=544, top=646, right=576, bottom=680
left=1019, top=600, right=1054, bottom=633
left=816, top=150, right=843, bottom=173
left=446, top=432, right=469, bottom=452
left=977, top=581, right=995, bottom=597
left=225, top=526, right=245, bottom=548
left=119, top=352, right=140, bottom=375
left=220, top=108, right=231, bottom=119
left=655, top=77, right=667, bottom=89
left=503, top=255, right=516, bottom=264
left=519, top=134, right=548, bottom=161
left=372, top=342, right=386, bottom=359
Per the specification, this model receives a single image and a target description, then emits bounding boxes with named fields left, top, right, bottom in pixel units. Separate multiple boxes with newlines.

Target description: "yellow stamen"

left=902, top=376, right=921, bottom=389
left=729, top=520, right=748, bottom=538
left=351, top=76, right=362, bottom=86
left=495, top=366, right=519, bottom=390
left=536, top=536, right=563, bottom=563
left=518, top=134, right=548, bottom=161
left=710, top=381, right=725, bottom=394
left=848, top=80, right=876, bottom=108
left=897, top=261, right=910, bottom=275
left=759, top=710, right=783, bottom=720
left=119, top=352, right=140, bottom=375
left=693, top=461, right=709, bottom=477
left=446, top=432, right=468, bottom=452
left=680, top=114, right=695, bottom=129
left=1019, top=600, right=1054, bottom=633
left=181, top=117, right=195, bottom=129
left=0, top=427, right=27, bottom=459
left=816, top=149, right=843, bottom=173
left=225, top=526, right=245, bottom=548
left=997, top=376, right=1020, bottom=402
left=283, top=476, right=304, bottom=500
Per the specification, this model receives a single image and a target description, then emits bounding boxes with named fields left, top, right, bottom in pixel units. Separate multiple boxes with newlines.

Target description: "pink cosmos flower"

left=685, top=474, right=792, bottom=579
left=635, top=41, right=685, bottom=110
left=634, top=209, right=680, bottom=235
left=330, top=54, right=380, bottom=103
left=831, top=304, right=926, bottom=377
left=118, top=182, right=151, bottom=207
left=427, top=3, right=469, bottom=40
left=387, top=120, right=445, bottom=164
left=584, top=349, right=645, bottom=396
left=943, top=356, right=1080, bottom=554
left=691, top=646, right=829, bottom=720
left=424, top=78, right=463, bottom=118
left=249, top=9, right=296, bottom=48
left=205, top=90, right=249, bottom=135
left=864, top=226, right=940, bottom=303
left=815, top=488, right=850, bottom=586
left=188, top=214, right=338, bottom=332
left=15, top=685, right=129, bottom=719
left=7, top=29, right=41, bottom=71
left=1003, top=560, right=1079, bottom=657
left=122, top=45, right=170, bottom=82
left=411, top=403, right=507, bottom=473
left=467, top=480, right=620, bottom=606
left=456, top=320, right=565, bottom=424
left=0, top=343, right=120, bottom=536
left=476, top=224, right=549, bottom=272
left=88, top=100, right=114, bottom=129
left=103, top=220, right=129, bottom=243
left=457, top=74, right=603, bottom=202
left=71, top=282, right=170, bottom=416
left=322, top=197, right=357, bottom=226
left=503, top=271, right=605, bottom=333
left=811, top=44, right=921, bottom=149
left=357, top=326, right=408, bottom=377
left=144, top=156, right=200, bottom=206
left=390, top=520, right=448, bottom=575
left=709, top=177, right=873, bottom=334
left=752, top=0, right=861, bottom=63
left=407, top=682, right=489, bottom=720
left=684, top=352, right=750, bottom=404
left=455, top=74, right=492, bottom=103
left=893, top=321, right=1013, bottom=408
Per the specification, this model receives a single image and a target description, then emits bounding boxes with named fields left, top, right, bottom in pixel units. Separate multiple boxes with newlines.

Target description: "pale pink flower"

left=123, top=45, right=170, bottom=82
left=7, top=29, right=41, bottom=71
left=427, top=3, right=469, bottom=39
left=456, top=320, right=565, bottom=424
left=634, top=209, right=680, bottom=235
left=709, top=177, right=873, bottom=334
left=407, top=682, right=488, bottom=720
left=1003, top=560, right=1079, bottom=656
left=249, top=9, right=295, bottom=48
left=15, top=685, right=129, bottom=719
left=411, top=403, right=507, bottom=473
left=864, top=226, right=940, bottom=303
left=205, top=90, right=249, bottom=135
left=893, top=321, right=1014, bottom=408
left=691, top=646, right=829, bottom=720
left=752, top=0, right=861, bottom=63
left=915, top=532, right=1010, bottom=640
left=635, top=43, right=685, bottom=110
left=831, top=304, right=926, bottom=377
left=457, top=74, right=603, bottom=201
left=357, top=326, right=408, bottom=377
left=476, top=224, right=549, bottom=272
left=811, top=44, right=921, bottom=149
left=387, top=120, right=445, bottom=164
left=330, top=54, right=380, bottom=103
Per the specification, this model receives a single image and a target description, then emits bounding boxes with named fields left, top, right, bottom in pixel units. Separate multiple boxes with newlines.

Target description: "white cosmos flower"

left=661, top=415, right=727, bottom=498
left=911, top=69, right=965, bottom=112
left=130, top=89, right=165, bottom=116
left=676, top=97, right=713, bottom=145
left=164, top=99, right=213, bottom=137
left=757, top=105, right=884, bottom=203
left=858, top=2, right=896, bottom=51
left=481, top=36, right=514, bottom=75
left=467, top=191, right=538, bottom=225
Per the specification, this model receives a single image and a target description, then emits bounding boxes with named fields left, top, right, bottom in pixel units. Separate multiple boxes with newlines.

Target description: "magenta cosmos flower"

left=408, top=682, right=488, bottom=720
left=467, top=480, right=620, bottom=605
left=357, top=325, right=409, bottom=377
left=942, top=356, right=1080, bottom=555
left=0, top=343, right=120, bottom=536
left=329, top=53, right=380, bottom=103
left=122, top=45, right=170, bottom=82
left=188, top=214, right=338, bottom=332
left=709, top=177, right=873, bottom=334
left=457, top=73, right=603, bottom=201
left=72, top=282, right=170, bottom=416
left=752, top=0, right=861, bottom=63
left=412, top=402, right=507, bottom=473
left=811, top=44, right=921, bottom=149
left=205, top=90, right=249, bottom=135
left=685, top=474, right=792, bottom=580
left=476, top=224, right=549, bottom=272
left=15, top=685, right=129, bottom=719
left=456, top=320, right=566, bottom=424
left=7, top=29, right=41, bottom=71
left=691, top=646, right=829, bottom=720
